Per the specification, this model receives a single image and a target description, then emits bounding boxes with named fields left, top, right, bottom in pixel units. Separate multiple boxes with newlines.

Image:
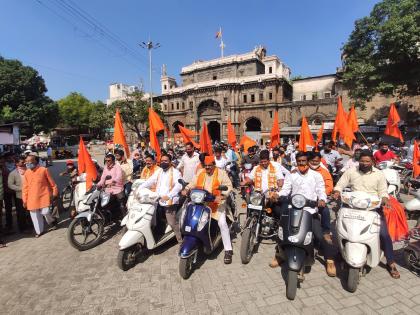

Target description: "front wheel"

left=179, top=256, right=193, bottom=279
left=67, top=216, right=104, bottom=251
left=347, top=266, right=360, bottom=293
left=117, top=245, right=142, bottom=271
left=286, top=269, right=298, bottom=300
left=240, top=219, right=257, bottom=264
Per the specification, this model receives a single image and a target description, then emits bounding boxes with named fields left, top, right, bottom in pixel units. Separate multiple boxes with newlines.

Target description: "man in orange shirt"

left=22, top=155, right=58, bottom=237
left=308, top=151, right=334, bottom=244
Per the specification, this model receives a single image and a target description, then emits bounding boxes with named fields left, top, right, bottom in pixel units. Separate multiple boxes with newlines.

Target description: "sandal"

left=386, top=263, right=400, bottom=279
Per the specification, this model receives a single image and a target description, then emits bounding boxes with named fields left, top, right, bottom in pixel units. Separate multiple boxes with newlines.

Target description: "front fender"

left=75, top=211, right=94, bottom=222
left=179, top=235, right=200, bottom=258
left=119, top=230, right=143, bottom=250
left=285, top=246, right=306, bottom=271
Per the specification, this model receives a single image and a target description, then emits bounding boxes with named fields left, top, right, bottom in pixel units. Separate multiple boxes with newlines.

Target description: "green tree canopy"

left=0, top=56, right=59, bottom=135
left=342, top=0, right=420, bottom=102
left=58, top=92, right=96, bottom=131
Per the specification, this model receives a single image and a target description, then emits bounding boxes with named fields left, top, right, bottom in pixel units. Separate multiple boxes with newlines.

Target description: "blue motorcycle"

left=178, top=180, right=229, bottom=279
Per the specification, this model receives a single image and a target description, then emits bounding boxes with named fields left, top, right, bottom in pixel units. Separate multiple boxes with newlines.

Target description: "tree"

left=89, top=101, right=113, bottom=138
left=342, top=0, right=420, bottom=103
left=58, top=92, right=96, bottom=131
left=109, top=91, right=163, bottom=139
left=0, top=56, right=59, bottom=134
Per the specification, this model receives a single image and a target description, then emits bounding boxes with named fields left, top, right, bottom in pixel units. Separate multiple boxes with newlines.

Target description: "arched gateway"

left=197, top=99, right=222, bottom=142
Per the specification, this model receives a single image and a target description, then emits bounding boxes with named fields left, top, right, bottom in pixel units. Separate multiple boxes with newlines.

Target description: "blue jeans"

left=377, top=209, right=395, bottom=264
left=319, top=206, right=331, bottom=234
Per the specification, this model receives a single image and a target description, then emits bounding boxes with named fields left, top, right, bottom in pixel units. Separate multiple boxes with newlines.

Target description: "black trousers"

left=1, top=192, right=14, bottom=228
left=15, top=198, right=30, bottom=232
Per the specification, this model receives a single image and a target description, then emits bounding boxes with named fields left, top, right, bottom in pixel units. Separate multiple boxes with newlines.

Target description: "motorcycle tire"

left=286, top=269, right=298, bottom=300
left=117, top=245, right=141, bottom=271
left=403, top=249, right=419, bottom=272
left=240, top=219, right=257, bottom=264
left=67, top=216, right=104, bottom=251
left=179, top=256, right=193, bottom=279
left=347, top=266, right=360, bottom=293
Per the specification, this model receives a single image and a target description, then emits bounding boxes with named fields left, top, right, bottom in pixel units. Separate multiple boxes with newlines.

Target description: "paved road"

left=0, top=159, right=419, bottom=314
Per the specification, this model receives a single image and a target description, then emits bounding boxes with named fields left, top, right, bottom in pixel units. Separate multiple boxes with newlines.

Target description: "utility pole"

left=140, top=40, right=161, bottom=108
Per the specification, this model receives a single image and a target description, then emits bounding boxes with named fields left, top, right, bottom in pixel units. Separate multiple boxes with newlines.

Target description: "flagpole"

left=357, top=130, right=369, bottom=144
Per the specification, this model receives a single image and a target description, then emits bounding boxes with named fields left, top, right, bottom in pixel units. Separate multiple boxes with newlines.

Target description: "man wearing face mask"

left=373, top=142, right=399, bottom=164
left=1, top=153, right=17, bottom=233
left=59, top=160, right=78, bottom=184
left=333, top=150, right=400, bottom=279
left=177, top=142, right=200, bottom=183
left=271, top=147, right=291, bottom=177
left=22, top=155, right=58, bottom=237
left=139, top=154, right=183, bottom=243
left=341, top=148, right=362, bottom=173
left=320, top=142, right=342, bottom=170
left=243, top=146, right=260, bottom=167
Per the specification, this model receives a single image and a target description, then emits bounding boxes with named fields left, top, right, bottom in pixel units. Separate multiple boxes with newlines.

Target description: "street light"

left=139, top=40, right=161, bottom=108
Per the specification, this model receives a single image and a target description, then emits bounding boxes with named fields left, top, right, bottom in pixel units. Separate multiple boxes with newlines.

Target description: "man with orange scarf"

left=183, top=156, right=234, bottom=264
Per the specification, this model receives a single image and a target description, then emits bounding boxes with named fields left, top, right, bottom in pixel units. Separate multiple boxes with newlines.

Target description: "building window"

left=182, top=102, right=185, bottom=110
left=259, top=93, right=263, bottom=101
left=223, top=97, right=228, bottom=105
left=268, top=92, right=273, bottom=100
left=213, top=75, right=217, bottom=80
left=251, top=94, right=255, bottom=102
left=189, top=101, right=193, bottom=109
left=324, top=92, right=331, bottom=98
left=312, top=92, right=318, bottom=100
left=269, top=111, right=273, bottom=118
left=243, top=95, right=247, bottom=103
left=176, top=102, right=179, bottom=110
left=171, top=103, right=174, bottom=110
left=164, top=84, right=167, bottom=90
left=268, top=66, right=273, bottom=74
left=301, top=95, right=306, bottom=101
left=164, top=104, right=167, bottom=110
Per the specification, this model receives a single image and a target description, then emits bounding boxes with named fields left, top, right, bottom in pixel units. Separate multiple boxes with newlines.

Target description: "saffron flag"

left=270, top=111, right=280, bottom=149
left=78, top=137, right=97, bottom=190
left=413, top=140, right=420, bottom=178
left=78, top=137, right=86, bottom=174
left=384, top=103, right=404, bottom=142
left=240, top=135, right=257, bottom=153
left=315, top=123, right=324, bottom=147
left=199, top=122, right=213, bottom=155
left=227, top=119, right=237, bottom=150
left=347, top=105, right=359, bottom=133
left=148, top=107, right=165, bottom=161
left=179, top=125, right=200, bottom=148
left=332, top=96, right=355, bottom=148
left=215, top=28, right=222, bottom=39
left=298, top=116, right=314, bottom=152
left=113, top=109, right=130, bottom=157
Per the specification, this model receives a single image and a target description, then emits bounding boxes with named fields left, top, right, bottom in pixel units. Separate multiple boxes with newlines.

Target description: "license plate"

left=248, top=204, right=262, bottom=210
left=343, top=213, right=366, bottom=221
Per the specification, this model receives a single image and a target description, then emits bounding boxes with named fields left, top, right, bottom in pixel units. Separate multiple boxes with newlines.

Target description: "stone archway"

left=208, top=121, right=221, bottom=142
left=197, top=99, right=222, bottom=142
left=172, top=121, right=184, bottom=133
left=245, top=117, right=262, bottom=132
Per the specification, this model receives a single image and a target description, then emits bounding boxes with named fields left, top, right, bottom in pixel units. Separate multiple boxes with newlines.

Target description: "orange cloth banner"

left=270, top=111, right=280, bottom=149
left=78, top=136, right=98, bottom=190
left=227, top=119, right=237, bottom=150
left=179, top=125, right=200, bottom=148
left=148, top=107, right=165, bottom=161
left=199, top=122, right=213, bottom=155
left=113, top=109, right=130, bottom=157
left=240, top=135, right=257, bottom=153
left=384, top=103, right=404, bottom=142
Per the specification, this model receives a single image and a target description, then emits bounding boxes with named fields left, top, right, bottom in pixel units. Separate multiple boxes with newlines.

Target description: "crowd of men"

left=0, top=137, right=417, bottom=280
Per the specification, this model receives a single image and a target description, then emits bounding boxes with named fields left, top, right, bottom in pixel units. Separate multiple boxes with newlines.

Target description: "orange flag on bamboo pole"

left=179, top=125, right=200, bottom=148
left=315, top=123, right=324, bottom=147
left=270, top=111, right=280, bottom=149
left=240, top=135, right=257, bottom=153
left=384, top=103, right=404, bottom=142
left=199, top=122, right=213, bottom=155
left=298, top=116, right=314, bottom=152
left=148, top=107, right=165, bottom=161
left=113, top=109, right=130, bottom=157
left=78, top=137, right=86, bottom=174
left=78, top=137, right=98, bottom=190
left=347, top=105, right=359, bottom=133
left=413, top=141, right=420, bottom=178
left=332, top=97, right=355, bottom=147
left=227, top=119, right=237, bottom=150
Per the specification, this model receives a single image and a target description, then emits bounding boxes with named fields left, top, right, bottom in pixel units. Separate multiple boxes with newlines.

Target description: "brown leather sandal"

left=386, top=263, right=400, bottom=279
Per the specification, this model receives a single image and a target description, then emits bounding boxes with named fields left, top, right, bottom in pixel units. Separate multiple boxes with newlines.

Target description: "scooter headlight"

left=191, top=191, right=206, bottom=204
left=377, top=162, right=386, bottom=170
left=100, top=191, right=111, bottom=207
left=303, top=231, right=313, bottom=245
left=278, top=226, right=283, bottom=240
left=197, top=211, right=209, bottom=231
left=291, top=194, right=306, bottom=209
left=250, top=192, right=263, bottom=206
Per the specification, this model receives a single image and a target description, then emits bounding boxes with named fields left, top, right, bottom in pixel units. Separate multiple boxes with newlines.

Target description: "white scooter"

left=405, top=179, right=420, bottom=226
left=377, top=161, right=401, bottom=198
left=117, top=180, right=175, bottom=271
left=336, top=191, right=382, bottom=293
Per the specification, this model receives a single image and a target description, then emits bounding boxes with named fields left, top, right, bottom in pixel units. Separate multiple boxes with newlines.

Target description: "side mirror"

left=105, top=175, right=112, bottom=180
left=218, top=185, right=228, bottom=191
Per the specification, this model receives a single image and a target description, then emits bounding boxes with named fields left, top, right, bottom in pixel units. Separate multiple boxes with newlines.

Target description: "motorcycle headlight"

left=377, top=162, right=386, bottom=170
left=291, top=194, right=306, bottom=209
left=100, top=191, right=111, bottom=207
left=250, top=192, right=263, bottom=206
left=351, top=198, right=370, bottom=209
left=191, top=191, right=206, bottom=204
left=278, top=226, right=283, bottom=240
left=197, top=211, right=209, bottom=231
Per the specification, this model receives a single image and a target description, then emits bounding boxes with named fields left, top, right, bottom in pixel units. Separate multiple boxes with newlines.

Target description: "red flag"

left=148, top=107, right=165, bottom=161
left=227, top=119, right=237, bottom=150
left=298, top=116, right=314, bottom=152
left=78, top=137, right=86, bottom=174
left=384, top=103, right=404, bottom=142
left=270, top=111, right=280, bottom=148
left=113, top=109, right=130, bottom=157
left=240, top=135, right=257, bottom=153
left=179, top=125, right=200, bottom=148
left=315, top=123, right=324, bottom=147
left=413, top=141, right=420, bottom=178
left=347, top=105, right=359, bottom=133
left=199, top=122, right=213, bottom=155
left=78, top=136, right=97, bottom=190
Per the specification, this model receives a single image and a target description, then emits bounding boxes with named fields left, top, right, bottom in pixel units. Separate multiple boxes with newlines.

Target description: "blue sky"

left=0, top=0, right=380, bottom=102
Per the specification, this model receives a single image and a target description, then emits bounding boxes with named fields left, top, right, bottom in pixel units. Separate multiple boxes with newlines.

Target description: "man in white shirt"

left=214, top=147, right=229, bottom=170
left=341, top=148, right=361, bottom=173
left=271, top=151, right=336, bottom=277
left=271, top=147, right=291, bottom=177
left=177, top=142, right=200, bottom=183
left=321, top=142, right=342, bottom=168
left=139, top=154, right=183, bottom=242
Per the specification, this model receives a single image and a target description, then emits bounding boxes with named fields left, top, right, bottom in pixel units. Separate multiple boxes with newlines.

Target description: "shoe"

left=323, top=233, right=333, bottom=245
left=269, top=256, right=283, bottom=268
left=326, top=259, right=336, bottom=277
left=224, top=250, right=233, bottom=264
left=386, top=263, right=400, bottom=279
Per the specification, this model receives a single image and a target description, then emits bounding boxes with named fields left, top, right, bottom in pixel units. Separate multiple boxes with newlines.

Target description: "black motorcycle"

left=240, top=189, right=279, bottom=264
left=277, top=194, right=317, bottom=300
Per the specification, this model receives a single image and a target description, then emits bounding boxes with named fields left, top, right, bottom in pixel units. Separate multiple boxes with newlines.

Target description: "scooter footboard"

left=285, top=246, right=306, bottom=271
left=344, top=242, right=367, bottom=268
left=119, top=230, right=143, bottom=250
left=180, top=236, right=200, bottom=258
